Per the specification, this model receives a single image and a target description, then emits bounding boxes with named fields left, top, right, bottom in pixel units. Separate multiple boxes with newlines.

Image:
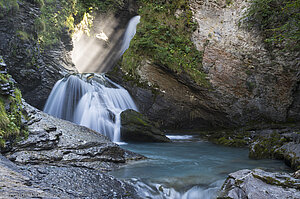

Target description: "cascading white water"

left=119, top=16, right=140, bottom=56
left=44, top=75, right=93, bottom=121
left=44, top=74, right=138, bottom=142
left=44, top=15, right=140, bottom=142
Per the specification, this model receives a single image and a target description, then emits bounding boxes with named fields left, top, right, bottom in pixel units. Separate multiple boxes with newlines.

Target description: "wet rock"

left=19, top=164, right=140, bottom=199
left=0, top=153, right=141, bottom=199
left=1, top=102, right=143, bottom=198
left=219, top=169, right=300, bottom=199
left=0, top=154, right=58, bottom=198
left=276, top=142, right=300, bottom=170
left=108, top=64, right=232, bottom=130
left=249, top=130, right=300, bottom=170
left=120, top=109, right=171, bottom=142
left=6, top=102, right=144, bottom=171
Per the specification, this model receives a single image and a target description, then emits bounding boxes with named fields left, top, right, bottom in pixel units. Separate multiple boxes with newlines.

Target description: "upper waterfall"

left=44, top=74, right=138, bottom=142
left=119, top=15, right=141, bottom=56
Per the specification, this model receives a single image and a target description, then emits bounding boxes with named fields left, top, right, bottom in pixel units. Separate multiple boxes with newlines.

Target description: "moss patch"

left=0, top=73, right=27, bottom=149
left=197, top=129, right=251, bottom=147
left=249, top=132, right=287, bottom=159
left=252, top=173, right=300, bottom=189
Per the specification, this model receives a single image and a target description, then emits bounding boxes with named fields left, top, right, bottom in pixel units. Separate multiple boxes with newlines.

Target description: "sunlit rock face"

left=190, top=0, right=300, bottom=123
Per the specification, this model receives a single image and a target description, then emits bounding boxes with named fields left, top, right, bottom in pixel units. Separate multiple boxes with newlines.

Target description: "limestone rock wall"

left=190, top=0, right=300, bottom=123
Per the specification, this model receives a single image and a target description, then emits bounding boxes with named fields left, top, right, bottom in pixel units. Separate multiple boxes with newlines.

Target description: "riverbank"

left=0, top=102, right=143, bottom=198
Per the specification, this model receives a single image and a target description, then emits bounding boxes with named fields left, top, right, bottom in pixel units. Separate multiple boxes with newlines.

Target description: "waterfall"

left=44, top=74, right=138, bottom=142
left=45, top=16, right=141, bottom=142
left=119, top=16, right=141, bottom=56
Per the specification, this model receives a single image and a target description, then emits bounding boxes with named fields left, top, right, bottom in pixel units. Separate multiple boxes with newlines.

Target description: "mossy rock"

left=0, top=57, right=27, bottom=150
left=249, top=132, right=287, bottom=159
left=249, top=132, right=300, bottom=170
left=120, top=109, right=170, bottom=142
left=197, top=129, right=250, bottom=147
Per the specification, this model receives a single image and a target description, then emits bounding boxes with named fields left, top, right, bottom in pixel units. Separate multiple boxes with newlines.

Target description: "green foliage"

left=0, top=2, right=4, bottom=18
left=34, top=18, right=46, bottom=33
left=78, top=0, right=124, bottom=12
left=121, top=0, right=209, bottom=87
left=0, top=73, right=26, bottom=148
left=244, top=0, right=300, bottom=51
left=226, top=0, right=233, bottom=6
left=33, top=0, right=44, bottom=8
left=34, top=0, right=125, bottom=48
left=0, top=98, right=20, bottom=148
left=16, top=30, right=30, bottom=41
left=0, top=0, right=20, bottom=16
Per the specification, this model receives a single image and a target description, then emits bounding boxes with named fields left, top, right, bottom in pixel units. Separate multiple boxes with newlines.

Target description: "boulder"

left=120, top=109, right=171, bottom=142
left=219, top=169, right=300, bottom=199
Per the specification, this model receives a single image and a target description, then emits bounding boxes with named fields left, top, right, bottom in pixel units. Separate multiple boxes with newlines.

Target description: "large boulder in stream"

left=219, top=169, right=300, bottom=199
left=120, top=109, right=171, bottom=142
left=1, top=102, right=143, bottom=198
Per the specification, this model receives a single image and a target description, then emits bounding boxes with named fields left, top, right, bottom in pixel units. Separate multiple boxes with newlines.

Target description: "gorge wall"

left=0, top=0, right=299, bottom=130
left=111, top=0, right=300, bottom=129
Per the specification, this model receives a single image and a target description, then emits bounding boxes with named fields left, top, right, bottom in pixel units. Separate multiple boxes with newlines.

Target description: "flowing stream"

left=110, top=136, right=291, bottom=199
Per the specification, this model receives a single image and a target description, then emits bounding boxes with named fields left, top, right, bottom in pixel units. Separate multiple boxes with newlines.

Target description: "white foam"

left=166, top=135, right=194, bottom=140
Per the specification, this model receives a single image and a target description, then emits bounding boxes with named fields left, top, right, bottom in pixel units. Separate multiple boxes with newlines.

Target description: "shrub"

left=34, top=18, right=46, bottom=33
left=0, top=72, right=26, bottom=149
left=34, top=0, right=45, bottom=8
left=244, top=0, right=300, bottom=51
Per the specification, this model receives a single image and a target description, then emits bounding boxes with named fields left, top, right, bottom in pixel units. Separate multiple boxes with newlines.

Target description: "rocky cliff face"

left=0, top=1, right=76, bottom=110
left=111, top=0, right=300, bottom=129
left=190, top=0, right=300, bottom=123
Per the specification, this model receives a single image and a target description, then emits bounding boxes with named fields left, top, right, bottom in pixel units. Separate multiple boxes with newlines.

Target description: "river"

left=110, top=135, right=291, bottom=199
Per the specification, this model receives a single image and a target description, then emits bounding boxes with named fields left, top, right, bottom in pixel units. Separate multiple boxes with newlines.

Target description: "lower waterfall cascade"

left=44, top=74, right=138, bottom=142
